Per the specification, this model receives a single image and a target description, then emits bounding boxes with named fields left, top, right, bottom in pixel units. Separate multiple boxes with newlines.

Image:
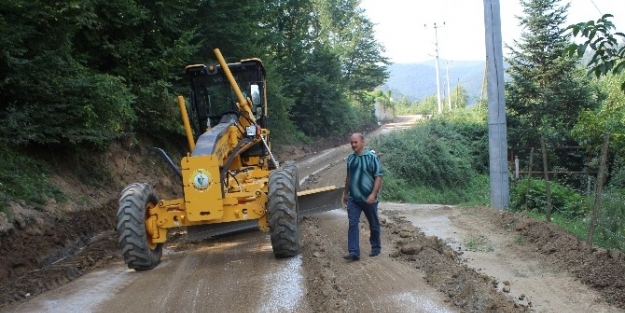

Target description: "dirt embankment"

left=0, top=140, right=183, bottom=306
left=496, top=210, right=625, bottom=308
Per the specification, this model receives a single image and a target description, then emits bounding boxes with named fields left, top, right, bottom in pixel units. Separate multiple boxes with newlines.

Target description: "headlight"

left=246, top=125, right=257, bottom=137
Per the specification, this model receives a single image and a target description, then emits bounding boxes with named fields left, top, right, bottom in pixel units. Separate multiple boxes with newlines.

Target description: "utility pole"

left=446, top=60, right=452, bottom=110
left=425, top=22, right=445, bottom=114
left=484, top=0, right=510, bottom=209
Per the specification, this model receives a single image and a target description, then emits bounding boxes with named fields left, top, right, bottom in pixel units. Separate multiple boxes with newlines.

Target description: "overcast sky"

left=359, top=0, right=624, bottom=64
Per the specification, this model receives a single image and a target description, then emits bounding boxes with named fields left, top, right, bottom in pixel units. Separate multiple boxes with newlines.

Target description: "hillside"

left=382, top=60, right=510, bottom=104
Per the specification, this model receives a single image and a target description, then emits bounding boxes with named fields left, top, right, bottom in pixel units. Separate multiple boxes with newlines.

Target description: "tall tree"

left=0, top=0, right=138, bottom=146
left=450, top=84, right=469, bottom=109
left=505, top=0, right=596, bottom=221
left=314, top=0, right=390, bottom=94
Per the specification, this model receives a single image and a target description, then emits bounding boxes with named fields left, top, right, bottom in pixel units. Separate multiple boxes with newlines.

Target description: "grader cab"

left=116, top=48, right=343, bottom=271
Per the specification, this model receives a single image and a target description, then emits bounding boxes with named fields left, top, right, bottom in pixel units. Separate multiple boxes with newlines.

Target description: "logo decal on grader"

left=191, top=169, right=212, bottom=191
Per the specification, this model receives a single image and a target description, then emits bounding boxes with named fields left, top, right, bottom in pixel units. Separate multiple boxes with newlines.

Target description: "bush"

left=372, top=110, right=489, bottom=205
left=378, top=170, right=489, bottom=205
left=0, top=146, right=65, bottom=211
left=595, top=191, right=625, bottom=251
left=372, top=112, right=485, bottom=190
left=510, top=179, right=589, bottom=217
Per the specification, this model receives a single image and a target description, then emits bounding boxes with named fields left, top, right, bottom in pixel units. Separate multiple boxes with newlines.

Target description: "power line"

left=588, top=0, right=602, bottom=15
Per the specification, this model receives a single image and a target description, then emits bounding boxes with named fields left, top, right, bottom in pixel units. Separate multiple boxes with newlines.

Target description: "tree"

left=567, top=14, right=625, bottom=91
left=505, top=0, right=596, bottom=221
left=372, top=90, right=393, bottom=109
left=418, top=95, right=438, bottom=115
left=313, top=0, right=390, bottom=95
left=572, top=74, right=625, bottom=245
left=0, top=1, right=138, bottom=146
left=450, top=84, right=469, bottom=109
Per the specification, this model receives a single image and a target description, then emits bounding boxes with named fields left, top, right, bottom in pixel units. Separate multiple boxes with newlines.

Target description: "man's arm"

left=366, top=176, right=382, bottom=204
left=342, top=176, right=350, bottom=204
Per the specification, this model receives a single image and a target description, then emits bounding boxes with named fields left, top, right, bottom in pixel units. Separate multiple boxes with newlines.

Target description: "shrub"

left=510, top=179, right=589, bottom=217
left=372, top=109, right=489, bottom=205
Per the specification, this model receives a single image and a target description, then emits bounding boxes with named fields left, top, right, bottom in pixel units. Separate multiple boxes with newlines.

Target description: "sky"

left=359, top=0, right=624, bottom=64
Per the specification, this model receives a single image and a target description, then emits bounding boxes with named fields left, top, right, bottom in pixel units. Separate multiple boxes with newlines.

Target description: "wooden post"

left=587, top=133, right=610, bottom=245
left=540, top=138, right=553, bottom=222
left=525, top=147, right=534, bottom=211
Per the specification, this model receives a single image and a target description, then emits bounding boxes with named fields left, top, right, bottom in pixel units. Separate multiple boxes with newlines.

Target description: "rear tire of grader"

left=268, top=166, right=300, bottom=258
left=116, top=183, right=163, bottom=271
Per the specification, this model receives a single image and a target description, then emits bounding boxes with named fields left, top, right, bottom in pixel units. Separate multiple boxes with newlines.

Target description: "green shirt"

left=346, top=149, right=383, bottom=202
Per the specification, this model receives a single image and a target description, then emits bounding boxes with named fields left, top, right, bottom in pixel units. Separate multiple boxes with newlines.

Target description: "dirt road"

left=3, top=116, right=625, bottom=313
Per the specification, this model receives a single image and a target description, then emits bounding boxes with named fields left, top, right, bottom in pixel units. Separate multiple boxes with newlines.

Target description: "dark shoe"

left=343, top=254, right=360, bottom=261
left=369, top=250, right=381, bottom=257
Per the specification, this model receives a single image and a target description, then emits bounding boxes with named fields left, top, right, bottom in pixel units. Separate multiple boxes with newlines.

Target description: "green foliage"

left=0, top=146, right=64, bottom=211
left=377, top=171, right=490, bottom=205
left=505, top=0, right=597, bottom=148
left=371, top=111, right=489, bottom=205
left=572, top=72, right=625, bottom=152
left=0, top=0, right=197, bottom=147
left=510, top=179, right=589, bottom=217
left=595, top=191, right=625, bottom=251
left=417, top=95, right=439, bottom=115
left=524, top=199, right=625, bottom=252
left=2, top=70, right=136, bottom=146
left=450, top=85, right=469, bottom=109
left=566, top=14, right=625, bottom=91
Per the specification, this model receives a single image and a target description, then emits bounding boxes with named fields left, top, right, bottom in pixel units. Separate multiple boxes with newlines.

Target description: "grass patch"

left=524, top=209, right=625, bottom=252
left=464, top=235, right=495, bottom=252
left=379, top=172, right=490, bottom=205
left=0, top=146, right=65, bottom=212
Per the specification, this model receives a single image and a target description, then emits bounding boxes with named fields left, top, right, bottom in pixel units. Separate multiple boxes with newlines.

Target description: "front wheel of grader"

left=116, top=183, right=163, bottom=271
left=267, top=166, right=300, bottom=258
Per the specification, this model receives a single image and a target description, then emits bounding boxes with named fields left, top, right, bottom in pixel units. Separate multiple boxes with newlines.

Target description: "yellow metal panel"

left=181, top=155, right=224, bottom=222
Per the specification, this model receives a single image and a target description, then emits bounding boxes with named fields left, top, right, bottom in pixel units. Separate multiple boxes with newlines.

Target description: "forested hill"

left=382, top=61, right=484, bottom=103
left=381, top=60, right=509, bottom=104
left=0, top=1, right=389, bottom=148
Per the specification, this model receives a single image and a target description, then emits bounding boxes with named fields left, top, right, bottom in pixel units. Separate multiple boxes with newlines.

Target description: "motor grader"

left=116, top=48, right=343, bottom=271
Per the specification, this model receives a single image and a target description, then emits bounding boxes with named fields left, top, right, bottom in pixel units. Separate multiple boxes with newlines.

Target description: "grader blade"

left=185, top=186, right=344, bottom=241
left=297, top=186, right=344, bottom=217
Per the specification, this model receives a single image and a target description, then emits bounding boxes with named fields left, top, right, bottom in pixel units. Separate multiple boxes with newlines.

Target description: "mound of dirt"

left=299, top=209, right=528, bottom=313
left=0, top=140, right=183, bottom=307
left=382, top=210, right=530, bottom=313
left=491, top=208, right=625, bottom=309
left=0, top=199, right=120, bottom=305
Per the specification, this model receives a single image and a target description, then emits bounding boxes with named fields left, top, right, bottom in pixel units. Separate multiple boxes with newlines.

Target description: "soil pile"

left=494, top=209, right=625, bottom=309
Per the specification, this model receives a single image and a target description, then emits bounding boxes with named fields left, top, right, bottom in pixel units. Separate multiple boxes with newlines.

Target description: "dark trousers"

left=347, top=198, right=381, bottom=257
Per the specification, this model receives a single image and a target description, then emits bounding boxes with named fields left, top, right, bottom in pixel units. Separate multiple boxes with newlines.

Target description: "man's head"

left=350, top=133, right=365, bottom=154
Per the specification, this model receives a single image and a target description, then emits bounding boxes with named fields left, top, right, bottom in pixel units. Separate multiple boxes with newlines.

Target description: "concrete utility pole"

left=446, top=60, right=452, bottom=110
left=483, top=0, right=510, bottom=209
left=425, top=22, right=444, bottom=114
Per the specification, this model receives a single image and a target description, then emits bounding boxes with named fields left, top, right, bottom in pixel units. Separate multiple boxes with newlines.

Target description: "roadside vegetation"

left=377, top=0, right=625, bottom=253
left=372, top=107, right=490, bottom=205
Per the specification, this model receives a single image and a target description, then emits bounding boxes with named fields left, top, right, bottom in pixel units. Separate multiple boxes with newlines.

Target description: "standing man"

left=342, top=133, right=383, bottom=261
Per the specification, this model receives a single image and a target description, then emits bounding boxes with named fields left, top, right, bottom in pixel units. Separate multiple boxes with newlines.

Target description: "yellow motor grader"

left=116, top=48, right=343, bottom=271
